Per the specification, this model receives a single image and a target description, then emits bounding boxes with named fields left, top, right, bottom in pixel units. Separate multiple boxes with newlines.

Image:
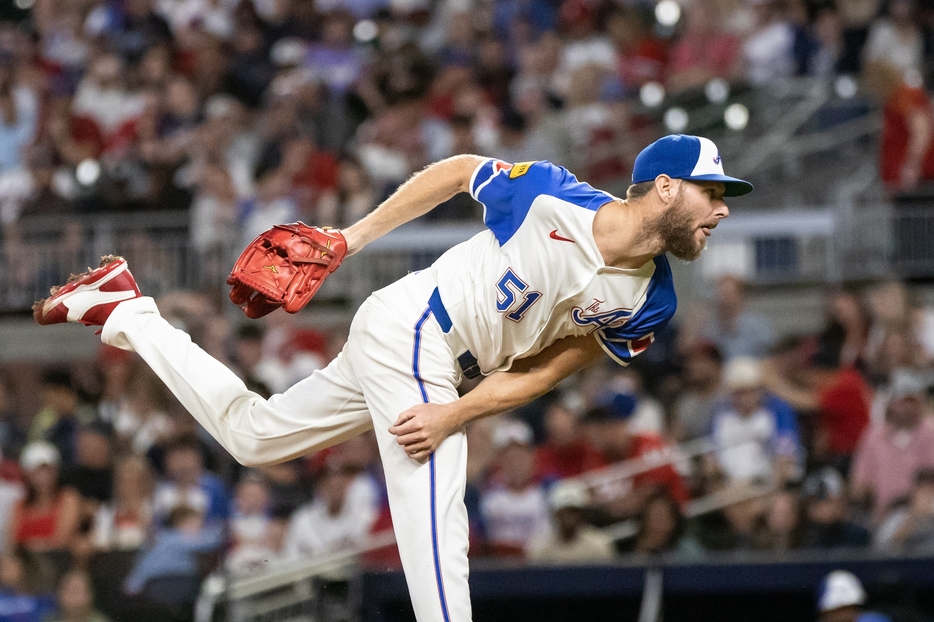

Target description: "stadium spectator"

left=526, top=480, right=614, bottom=563
left=666, top=1, right=741, bottom=92
left=231, top=325, right=273, bottom=400
left=7, top=442, right=80, bottom=554
left=597, top=368, right=666, bottom=436
left=65, top=423, right=113, bottom=510
left=582, top=406, right=689, bottom=520
left=282, top=461, right=378, bottom=559
left=47, top=570, right=109, bottom=622
left=815, top=290, right=870, bottom=370
left=851, top=369, right=934, bottom=523
left=619, top=490, right=702, bottom=558
left=701, top=276, right=777, bottom=362
left=152, top=435, right=230, bottom=527
left=533, top=400, right=604, bottom=483
left=874, top=467, right=934, bottom=552
left=315, top=156, right=375, bottom=228
left=69, top=53, right=144, bottom=159
left=91, top=456, right=154, bottom=552
left=865, top=61, right=934, bottom=192
left=837, top=0, right=885, bottom=73
left=802, top=468, right=871, bottom=550
left=123, top=505, right=222, bottom=601
left=480, top=419, right=550, bottom=557
left=464, top=419, right=496, bottom=553
left=261, top=460, right=312, bottom=520
left=817, top=570, right=893, bottom=622
left=794, top=4, right=845, bottom=77
left=0, top=467, right=22, bottom=555
left=109, top=364, right=173, bottom=456
left=29, top=370, right=82, bottom=471
left=672, top=341, right=725, bottom=442
left=0, top=59, right=38, bottom=176
left=94, top=347, right=131, bottom=427
left=238, top=161, right=298, bottom=250
left=766, top=335, right=871, bottom=474
left=507, top=77, right=572, bottom=166
left=607, top=6, right=667, bottom=92
left=551, top=0, right=615, bottom=99
left=226, top=472, right=282, bottom=573
left=0, top=550, right=55, bottom=622
left=742, top=0, right=796, bottom=85
left=754, top=487, right=806, bottom=552
left=0, top=376, right=26, bottom=460
left=709, top=357, right=802, bottom=485
left=862, top=0, right=924, bottom=80
left=187, top=157, right=239, bottom=266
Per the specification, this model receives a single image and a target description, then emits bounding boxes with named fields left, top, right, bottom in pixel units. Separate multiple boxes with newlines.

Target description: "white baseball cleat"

left=33, top=255, right=142, bottom=327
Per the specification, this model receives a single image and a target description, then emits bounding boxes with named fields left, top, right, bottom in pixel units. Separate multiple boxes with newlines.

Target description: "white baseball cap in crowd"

left=889, top=368, right=929, bottom=400
left=818, top=570, right=866, bottom=612
left=19, top=441, right=61, bottom=471
left=723, top=357, right=764, bottom=392
left=549, top=480, right=590, bottom=511
left=492, top=419, right=534, bottom=450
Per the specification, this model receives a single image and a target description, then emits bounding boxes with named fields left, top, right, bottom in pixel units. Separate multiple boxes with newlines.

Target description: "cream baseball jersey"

left=429, top=158, right=677, bottom=374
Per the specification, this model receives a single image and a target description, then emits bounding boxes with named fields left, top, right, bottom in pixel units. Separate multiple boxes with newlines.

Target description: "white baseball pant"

left=101, top=269, right=471, bottom=622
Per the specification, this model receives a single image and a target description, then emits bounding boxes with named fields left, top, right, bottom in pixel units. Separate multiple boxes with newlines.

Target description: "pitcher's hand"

left=389, top=402, right=460, bottom=463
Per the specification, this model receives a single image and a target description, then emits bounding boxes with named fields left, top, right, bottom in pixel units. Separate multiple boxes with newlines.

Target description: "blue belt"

left=428, top=288, right=481, bottom=379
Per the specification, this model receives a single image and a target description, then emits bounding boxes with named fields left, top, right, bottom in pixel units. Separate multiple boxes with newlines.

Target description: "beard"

left=648, top=193, right=705, bottom=261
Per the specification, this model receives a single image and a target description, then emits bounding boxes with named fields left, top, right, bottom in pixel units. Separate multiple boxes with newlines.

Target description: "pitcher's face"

left=657, top=180, right=729, bottom=261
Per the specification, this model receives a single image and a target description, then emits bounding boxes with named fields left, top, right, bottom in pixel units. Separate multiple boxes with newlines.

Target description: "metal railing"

left=10, top=200, right=934, bottom=317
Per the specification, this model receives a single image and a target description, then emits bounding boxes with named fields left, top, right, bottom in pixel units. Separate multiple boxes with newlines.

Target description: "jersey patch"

left=509, top=162, right=535, bottom=179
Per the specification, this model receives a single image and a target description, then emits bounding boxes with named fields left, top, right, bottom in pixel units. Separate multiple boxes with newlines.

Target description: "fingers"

left=393, top=409, right=415, bottom=427
left=393, top=432, right=426, bottom=447
left=389, top=420, right=421, bottom=437
left=389, top=411, right=422, bottom=436
left=404, top=442, right=433, bottom=463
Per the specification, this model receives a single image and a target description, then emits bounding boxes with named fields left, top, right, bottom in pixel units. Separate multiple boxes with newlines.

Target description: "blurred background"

left=0, top=0, right=933, bottom=620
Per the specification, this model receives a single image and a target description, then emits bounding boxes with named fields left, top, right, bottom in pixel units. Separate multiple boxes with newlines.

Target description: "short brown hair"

left=625, top=180, right=655, bottom=201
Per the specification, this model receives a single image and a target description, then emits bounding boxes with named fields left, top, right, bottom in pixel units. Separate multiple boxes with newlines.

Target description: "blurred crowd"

left=3, top=0, right=934, bottom=619
left=4, top=273, right=934, bottom=619
left=0, top=0, right=931, bottom=244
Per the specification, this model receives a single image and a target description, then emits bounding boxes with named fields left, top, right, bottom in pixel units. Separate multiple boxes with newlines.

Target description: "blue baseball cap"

left=632, top=134, right=753, bottom=197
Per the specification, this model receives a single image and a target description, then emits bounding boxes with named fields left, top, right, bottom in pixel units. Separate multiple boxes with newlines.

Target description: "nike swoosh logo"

left=549, top=229, right=575, bottom=243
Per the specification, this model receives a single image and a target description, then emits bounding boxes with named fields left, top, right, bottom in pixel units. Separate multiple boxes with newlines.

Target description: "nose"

left=717, top=202, right=730, bottom=219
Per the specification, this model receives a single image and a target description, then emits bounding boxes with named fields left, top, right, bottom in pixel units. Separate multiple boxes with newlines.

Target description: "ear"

left=653, top=175, right=675, bottom=203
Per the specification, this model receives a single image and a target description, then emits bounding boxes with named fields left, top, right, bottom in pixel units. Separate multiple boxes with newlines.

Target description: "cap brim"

left=682, top=174, right=754, bottom=197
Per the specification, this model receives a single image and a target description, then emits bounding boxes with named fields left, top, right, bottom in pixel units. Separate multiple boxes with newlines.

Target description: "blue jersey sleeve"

left=595, top=255, right=677, bottom=366
left=469, top=159, right=614, bottom=245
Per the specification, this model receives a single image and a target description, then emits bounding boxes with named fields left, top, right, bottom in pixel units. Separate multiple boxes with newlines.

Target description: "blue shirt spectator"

left=152, top=436, right=230, bottom=526
left=710, top=358, right=802, bottom=484
left=0, top=82, right=38, bottom=174
left=124, top=506, right=223, bottom=595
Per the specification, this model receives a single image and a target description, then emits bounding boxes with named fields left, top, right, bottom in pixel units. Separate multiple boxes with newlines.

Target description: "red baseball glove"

left=227, top=223, right=347, bottom=319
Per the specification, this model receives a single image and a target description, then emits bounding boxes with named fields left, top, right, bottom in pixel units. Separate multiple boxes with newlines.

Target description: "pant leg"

left=348, top=288, right=471, bottom=622
left=101, top=297, right=372, bottom=467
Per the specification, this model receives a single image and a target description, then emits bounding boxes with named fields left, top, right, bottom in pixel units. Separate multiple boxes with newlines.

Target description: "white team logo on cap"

left=690, top=137, right=725, bottom=177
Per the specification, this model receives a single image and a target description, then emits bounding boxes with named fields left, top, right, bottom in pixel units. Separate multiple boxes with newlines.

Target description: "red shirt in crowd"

left=818, top=367, right=871, bottom=456
left=13, top=494, right=64, bottom=546
left=597, top=433, right=690, bottom=506
left=534, top=440, right=606, bottom=481
left=880, top=84, right=934, bottom=187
